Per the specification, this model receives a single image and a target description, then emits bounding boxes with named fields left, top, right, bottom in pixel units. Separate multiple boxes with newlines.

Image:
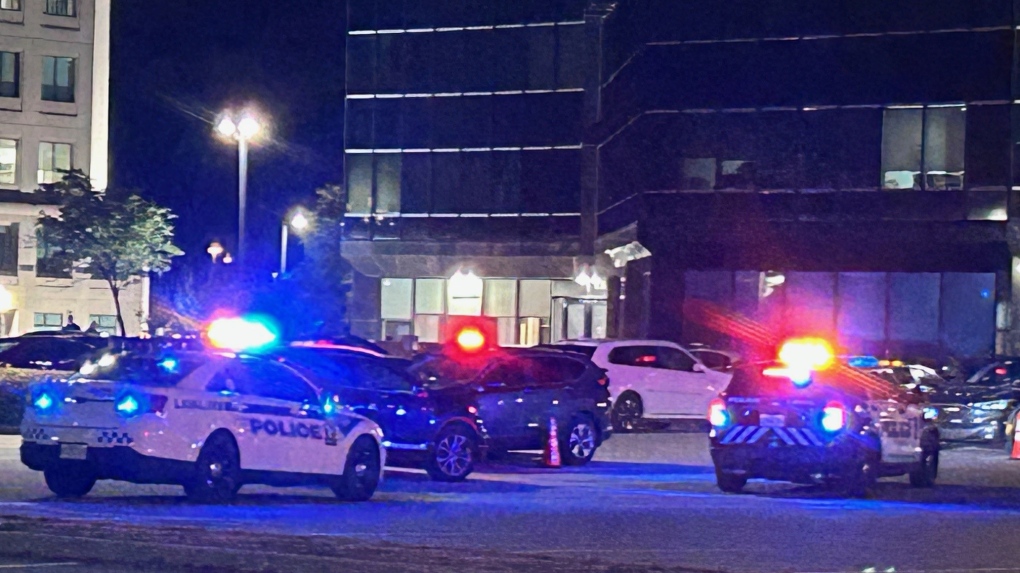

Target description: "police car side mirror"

left=692, top=363, right=706, bottom=373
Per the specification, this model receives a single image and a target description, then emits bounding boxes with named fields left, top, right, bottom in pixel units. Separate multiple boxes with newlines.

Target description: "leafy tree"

left=289, top=183, right=351, bottom=337
left=37, top=170, right=184, bottom=335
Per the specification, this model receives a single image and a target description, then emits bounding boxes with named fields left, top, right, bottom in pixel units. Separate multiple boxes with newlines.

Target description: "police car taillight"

left=708, top=398, right=729, bottom=427
left=820, top=402, right=847, bottom=432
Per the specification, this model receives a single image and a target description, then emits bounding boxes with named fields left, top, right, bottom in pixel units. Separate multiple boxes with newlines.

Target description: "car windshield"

left=67, top=353, right=204, bottom=387
left=537, top=344, right=598, bottom=358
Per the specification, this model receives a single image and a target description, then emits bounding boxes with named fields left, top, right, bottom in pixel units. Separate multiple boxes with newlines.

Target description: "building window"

left=345, top=154, right=402, bottom=216
left=44, top=0, right=74, bottom=16
left=36, top=230, right=68, bottom=278
left=881, top=105, right=965, bottom=190
left=38, top=142, right=71, bottom=184
left=41, top=56, right=74, bottom=102
left=0, top=139, right=16, bottom=185
left=0, top=0, right=20, bottom=10
left=0, top=52, right=18, bottom=98
left=87, top=314, right=117, bottom=334
left=0, top=223, right=18, bottom=276
left=33, top=312, right=62, bottom=331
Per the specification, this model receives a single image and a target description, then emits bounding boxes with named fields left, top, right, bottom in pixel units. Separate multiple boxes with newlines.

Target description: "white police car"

left=20, top=347, right=385, bottom=502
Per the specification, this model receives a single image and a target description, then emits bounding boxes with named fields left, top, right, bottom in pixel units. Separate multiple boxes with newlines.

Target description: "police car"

left=709, top=338, right=939, bottom=496
left=19, top=318, right=385, bottom=502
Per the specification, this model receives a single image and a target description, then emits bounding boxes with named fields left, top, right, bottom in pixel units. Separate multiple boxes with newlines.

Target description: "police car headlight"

left=974, top=399, right=1012, bottom=411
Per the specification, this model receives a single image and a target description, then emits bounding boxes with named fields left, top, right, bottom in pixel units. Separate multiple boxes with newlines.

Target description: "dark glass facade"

left=592, top=0, right=1019, bottom=358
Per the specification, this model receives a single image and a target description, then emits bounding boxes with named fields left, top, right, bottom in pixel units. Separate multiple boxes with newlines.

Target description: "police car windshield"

left=727, top=364, right=844, bottom=398
left=69, top=354, right=203, bottom=386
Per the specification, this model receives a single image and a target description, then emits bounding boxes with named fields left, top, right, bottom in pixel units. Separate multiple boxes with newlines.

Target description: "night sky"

left=109, top=0, right=345, bottom=277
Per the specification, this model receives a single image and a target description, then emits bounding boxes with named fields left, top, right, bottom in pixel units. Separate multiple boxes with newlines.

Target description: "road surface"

left=1, top=432, right=1019, bottom=572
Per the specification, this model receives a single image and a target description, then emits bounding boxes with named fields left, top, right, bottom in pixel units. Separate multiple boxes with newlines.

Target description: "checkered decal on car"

left=720, top=425, right=824, bottom=446
left=96, top=431, right=134, bottom=445
left=24, top=427, right=47, bottom=441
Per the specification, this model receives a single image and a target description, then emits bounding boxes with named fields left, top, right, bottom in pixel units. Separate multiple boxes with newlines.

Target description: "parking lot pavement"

left=4, top=433, right=1020, bottom=572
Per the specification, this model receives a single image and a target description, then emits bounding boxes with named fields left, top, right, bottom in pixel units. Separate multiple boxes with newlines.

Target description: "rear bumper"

left=21, top=442, right=191, bottom=485
left=711, top=434, right=875, bottom=484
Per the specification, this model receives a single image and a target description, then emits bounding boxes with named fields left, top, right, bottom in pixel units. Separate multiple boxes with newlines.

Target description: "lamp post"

left=215, top=111, right=262, bottom=263
left=280, top=209, right=311, bottom=276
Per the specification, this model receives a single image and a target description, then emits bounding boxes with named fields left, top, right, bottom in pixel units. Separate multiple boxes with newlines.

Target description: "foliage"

left=37, top=170, right=184, bottom=335
left=289, top=183, right=351, bottom=337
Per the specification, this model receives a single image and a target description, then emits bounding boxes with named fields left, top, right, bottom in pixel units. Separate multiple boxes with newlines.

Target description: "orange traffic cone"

left=544, top=416, right=561, bottom=468
left=1011, top=422, right=1020, bottom=460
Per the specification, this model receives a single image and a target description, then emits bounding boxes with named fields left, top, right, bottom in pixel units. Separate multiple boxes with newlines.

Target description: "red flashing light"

left=456, top=327, right=486, bottom=353
left=996, top=367, right=1008, bottom=376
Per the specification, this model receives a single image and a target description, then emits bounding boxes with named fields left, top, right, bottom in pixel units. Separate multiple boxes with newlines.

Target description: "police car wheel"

left=44, top=463, right=96, bottom=498
left=185, top=433, right=240, bottom=503
left=909, top=444, right=938, bottom=488
left=332, top=435, right=381, bottom=501
left=561, top=415, right=598, bottom=466
left=612, top=393, right=642, bottom=433
left=715, top=468, right=746, bottom=493
left=425, top=425, right=476, bottom=482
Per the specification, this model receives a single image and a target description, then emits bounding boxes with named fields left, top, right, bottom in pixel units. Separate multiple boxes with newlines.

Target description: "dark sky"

left=109, top=0, right=345, bottom=275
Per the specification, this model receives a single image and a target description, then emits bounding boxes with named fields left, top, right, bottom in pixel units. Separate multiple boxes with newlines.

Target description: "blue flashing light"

left=116, top=395, right=140, bottom=416
left=158, top=357, right=179, bottom=372
left=708, top=399, right=730, bottom=428
left=322, top=399, right=336, bottom=415
left=821, top=404, right=847, bottom=432
left=923, top=406, right=938, bottom=420
left=789, top=368, right=813, bottom=388
left=207, top=317, right=278, bottom=352
left=33, top=393, right=54, bottom=412
left=396, top=407, right=407, bottom=416
left=847, top=356, right=880, bottom=369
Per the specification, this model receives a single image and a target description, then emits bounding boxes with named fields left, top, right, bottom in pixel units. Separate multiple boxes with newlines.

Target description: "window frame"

left=43, top=0, right=74, bottom=17
left=33, top=312, right=63, bottom=331
left=40, top=56, right=75, bottom=103
left=0, top=138, right=16, bottom=186
left=0, top=0, right=20, bottom=11
left=38, top=141, right=72, bottom=184
left=0, top=52, right=19, bottom=98
left=880, top=104, right=966, bottom=191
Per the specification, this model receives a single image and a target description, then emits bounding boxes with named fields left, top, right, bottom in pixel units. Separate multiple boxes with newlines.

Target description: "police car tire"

left=184, top=433, right=241, bottom=503
left=332, top=435, right=381, bottom=501
left=425, top=425, right=476, bottom=482
left=715, top=468, right=746, bottom=493
left=612, top=392, right=642, bottom=433
left=44, top=463, right=96, bottom=498
left=561, top=414, right=598, bottom=466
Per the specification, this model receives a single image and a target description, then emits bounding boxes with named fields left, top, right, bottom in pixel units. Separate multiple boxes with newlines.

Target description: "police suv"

left=709, top=339, right=939, bottom=496
left=20, top=348, right=385, bottom=502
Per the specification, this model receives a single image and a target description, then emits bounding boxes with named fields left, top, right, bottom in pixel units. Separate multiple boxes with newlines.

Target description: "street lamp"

left=215, top=109, right=264, bottom=263
left=206, top=241, right=224, bottom=263
left=280, top=208, right=312, bottom=276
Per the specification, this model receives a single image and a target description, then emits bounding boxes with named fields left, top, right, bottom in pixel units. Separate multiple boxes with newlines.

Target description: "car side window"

left=607, top=345, right=662, bottom=367
left=693, top=350, right=730, bottom=372
left=478, top=360, right=531, bottom=390
left=239, top=360, right=319, bottom=404
left=528, top=357, right=585, bottom=387
left=656, top=347, right=696, bottom=372
left=352, top=359, right=414, bottom=392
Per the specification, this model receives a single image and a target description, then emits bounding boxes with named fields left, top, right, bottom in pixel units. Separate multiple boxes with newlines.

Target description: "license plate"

left=760, top=414, right=785, bottom=428
left=59, top=444, right=88, bottom=460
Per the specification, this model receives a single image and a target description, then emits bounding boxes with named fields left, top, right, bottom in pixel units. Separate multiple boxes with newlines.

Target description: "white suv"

left=544, top=340, right=733, bottom=431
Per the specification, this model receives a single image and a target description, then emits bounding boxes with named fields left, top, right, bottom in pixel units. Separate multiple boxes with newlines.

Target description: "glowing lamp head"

left=207, top=317, right=278, bottom=351
left=777, top=338, right=834, bottom=372
left=216, top=117, right=237, bottom=138
left=116, top=395, right=140, bottom=416
left=820, top=402, right=847, bottom=432
left=237, top=116, right=260, bottom=140
left=455, top=327, right=486, bottom=353
left=708, top=398, right=729, bottom=427
left=33, top=392, right=54, bottom=412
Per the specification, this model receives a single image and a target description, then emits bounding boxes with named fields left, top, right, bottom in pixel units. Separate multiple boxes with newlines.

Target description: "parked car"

left=926, top=358, right=1020, bottom=443
left=408, top=347, right=613, bottom=479
left=687, top=345, right=742, bottom=373
left=542, top=339, right=732, bottom=431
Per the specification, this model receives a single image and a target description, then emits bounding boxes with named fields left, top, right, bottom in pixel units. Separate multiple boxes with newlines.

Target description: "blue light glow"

left=116, top=395, right=140, bottom=415
left=396, top=407, right=407, bottom=416
left=158, top=357, right=179, bottom=372
left=821, top=405, right=847, bottom=432
left=847, top=356, right=880, bottom=368
left=322, top=399, right=335, bottom=415
left=207, top=317, right=278, bottom=351
left=33, top=393, right=54, bottom=411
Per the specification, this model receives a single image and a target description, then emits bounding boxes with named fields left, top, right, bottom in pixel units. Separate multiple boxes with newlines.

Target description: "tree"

left=37, top=170, right=184, bottom=335
left=289, top=183, right=351, bottom=337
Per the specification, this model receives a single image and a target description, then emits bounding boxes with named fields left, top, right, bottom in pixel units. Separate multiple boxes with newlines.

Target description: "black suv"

left=410, top=348, right=613, bottom=472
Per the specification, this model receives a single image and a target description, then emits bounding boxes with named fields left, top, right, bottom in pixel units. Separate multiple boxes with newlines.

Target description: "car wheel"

left=715, top=467, right=746, bottom=493
left=184, top=432, right=241, bottom=503
left=44, top=462, right=96, bottom=498
left=1005, top=413, right=1017, bottom=455
left=909, top=443, right=938, bottom=488
left=612, top=392, right=642, bottom=433
left=561, top=415, right=598, bottom=466
left=425, top=425, right=476, bottom=482
left=332, top=435, right=382, bottom=501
